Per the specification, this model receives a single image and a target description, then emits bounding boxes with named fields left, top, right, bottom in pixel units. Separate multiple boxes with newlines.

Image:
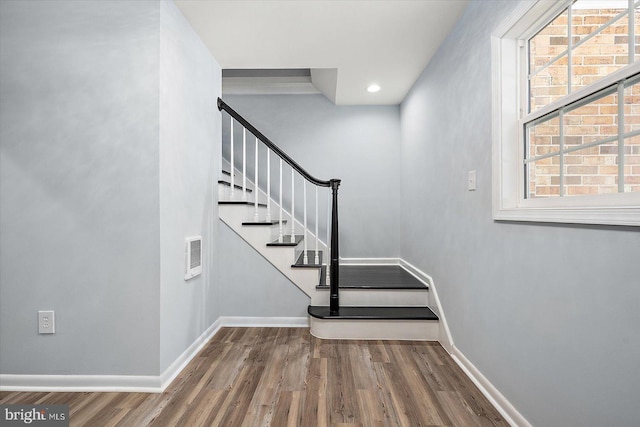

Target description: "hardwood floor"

left=0, top=328, right=509, bottom=426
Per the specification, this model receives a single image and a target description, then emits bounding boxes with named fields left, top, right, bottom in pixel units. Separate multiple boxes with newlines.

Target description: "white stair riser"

left=218, top=185, right=268, bottom=204
left=309, top=318, right=438, bottom=341
left=218, top=204, right=272, bottom=224
left=314, top=289, right=428, bottom=307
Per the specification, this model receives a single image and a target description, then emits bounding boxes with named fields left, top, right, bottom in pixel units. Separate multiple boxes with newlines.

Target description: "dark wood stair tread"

left=291, top=250, right=323, bottom=268
left=242, top=220, right=287, bottom=226
left=218, top=180, right=252, bottom=192
left=308, top=305, right=438, bottom=320
left=267, top=235, right=304, bottom=246
left=342, top=265, right=427, bottom=289
left=219, top=200, right=267, bottom=207
left=316, top=265, right=427, bottom=290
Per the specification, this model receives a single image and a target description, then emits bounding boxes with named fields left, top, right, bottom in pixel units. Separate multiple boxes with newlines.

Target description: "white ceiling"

left=175, top=0, right=469, bottom=105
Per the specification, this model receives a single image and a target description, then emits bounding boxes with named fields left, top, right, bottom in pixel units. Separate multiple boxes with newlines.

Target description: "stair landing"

left=318, top=265, right=427, bottom=290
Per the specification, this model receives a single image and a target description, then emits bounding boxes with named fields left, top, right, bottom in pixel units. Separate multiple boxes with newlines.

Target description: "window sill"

left=493, top=206, right=640, bottom=226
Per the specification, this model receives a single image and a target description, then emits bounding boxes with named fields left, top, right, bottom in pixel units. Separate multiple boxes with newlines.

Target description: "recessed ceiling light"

left=367, top=84, right=381, bottom=93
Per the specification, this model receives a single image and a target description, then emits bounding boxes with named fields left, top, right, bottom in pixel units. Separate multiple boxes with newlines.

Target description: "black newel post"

left=329, top=179, right=341, bottom=315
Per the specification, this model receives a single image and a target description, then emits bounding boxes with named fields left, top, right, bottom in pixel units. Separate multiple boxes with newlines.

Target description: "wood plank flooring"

left=0, top=327, right=509, bottom=426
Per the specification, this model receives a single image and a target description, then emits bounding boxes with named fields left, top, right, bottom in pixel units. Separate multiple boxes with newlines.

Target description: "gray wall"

left=158, top=0, right=221, bottom=372
left=0, top=0, right=161, bottom=375
left=400, top=2, right=640, bottom=426
left=223, top=95, right=402, bottom=258
left=0, top=0, right=223, bottom=377
left=219, top=223, right=309, bottom=318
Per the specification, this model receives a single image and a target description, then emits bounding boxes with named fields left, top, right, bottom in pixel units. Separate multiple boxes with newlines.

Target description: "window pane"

left=527, top=115, right=560, bottom=160
left=530, top=60, right=569, bottom=112
left=625, top=135, right=640, bottom=192
left=636, top=5, right=640, bottom=62
left=529, top=10, right=569, bottom=112
left=571, top=6, right=629, bottom=92
left=564, top=144, right=619, bottom=196
left=530, top=10, right=569, bottom=74
left=528, top=158, right=560, bottom=198
left=624, top=78, right=640, bottom=134
left=564, top=90, right=618, bottom=146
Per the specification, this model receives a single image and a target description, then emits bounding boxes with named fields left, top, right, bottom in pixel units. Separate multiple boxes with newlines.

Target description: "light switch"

left=468, top=170, right=476, bottom=191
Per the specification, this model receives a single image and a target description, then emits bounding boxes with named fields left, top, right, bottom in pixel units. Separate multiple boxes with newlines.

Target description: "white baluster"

left=230, top=117, right=235, bottom=199
left=291, top=169, right=295, bottom=242
left=303, top=180, right=308, bottom=264
left=278, top=159, right=283, bottom=242
left=315, top=186, right=319, bottom=264
left=242, top=128, right=247, bottom=200
left=254, top=137, right=259, bottom=221
left=266, top=150, right=271, bottom=222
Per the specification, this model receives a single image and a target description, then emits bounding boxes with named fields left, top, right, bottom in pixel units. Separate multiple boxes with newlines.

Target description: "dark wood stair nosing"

left=267, top=235, right=304, bottom=247
left=242, top=219, right=287, bottom=226
left=315, top=284, right=428, bottom=291
left=218, top=180, right=253, bottom=193
left=219, top=200, right=267, bottom=208
left=307, top=305, right=439, bottom=321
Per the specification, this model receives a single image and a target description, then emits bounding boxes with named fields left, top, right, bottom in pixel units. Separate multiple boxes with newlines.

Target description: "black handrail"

left=217, top=97, right=341, bottom=315
left=218, top=98, right=331, bottom=188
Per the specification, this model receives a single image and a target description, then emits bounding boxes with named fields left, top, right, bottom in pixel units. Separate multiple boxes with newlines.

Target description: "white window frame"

left=492, top=0, right=640, bottom=226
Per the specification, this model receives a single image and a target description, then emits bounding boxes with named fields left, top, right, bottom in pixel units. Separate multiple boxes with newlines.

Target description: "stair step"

left=242, top=220, right=287, bottom=226
left=308, top=305, right=438, bottom=320
left=267, top=235, right=304, bottom=246
left=218, top=180, right=253, bottom=193
left=291, top=250, right=323, bottom=268
left=219, top=200, right=267, bottom=207
left=316, top=265, right=427, bottom=290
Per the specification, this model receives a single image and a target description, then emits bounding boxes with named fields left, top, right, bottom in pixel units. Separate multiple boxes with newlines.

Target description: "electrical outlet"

left=468, top=170, right=477, bottom=191
left=38, top=310, right=55, bottom=334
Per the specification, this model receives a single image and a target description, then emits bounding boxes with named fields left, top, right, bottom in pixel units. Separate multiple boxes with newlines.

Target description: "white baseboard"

left=0, top=374, right=161, bottom=393
left=159, top=317, right=223, bottom=390
left=0, top=286, right=529, bottom=427
left=398, top=259, right=454, bottom=351
left=218, top=316, right=308, bottom=327
left=397, top=259, right=529, bottom=426
left=451, top=346, right=531, bottom=427
left=0, top=316, right=305, bottom=393
left=339, top=257, right=400, bottom=265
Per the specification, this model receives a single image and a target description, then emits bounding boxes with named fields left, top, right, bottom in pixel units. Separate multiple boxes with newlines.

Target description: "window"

left=492, top=0, right=640, bottom=226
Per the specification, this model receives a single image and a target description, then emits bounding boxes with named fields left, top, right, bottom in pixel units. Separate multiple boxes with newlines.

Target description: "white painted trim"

left=159, top=317, right=223, bottom=390
left=450, top=346, right=532, bottom=427
left=0, top=317, right=306, bottom=393
left=339, top=257, right=400, bottom=265
left=0, top=374, right=161, bottom=393
left=218, top=316, right=308, bottom=327
left=398, top=260, right=454, bottom=352
left=398, top=258, right=530, bottom=426
left=492, top=0, right=640, bottom=227
left=222, top=76, right=321, bottom=95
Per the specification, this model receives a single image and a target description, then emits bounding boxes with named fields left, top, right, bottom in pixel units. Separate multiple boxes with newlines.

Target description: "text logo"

left=0, top=405, right=68, bottom=426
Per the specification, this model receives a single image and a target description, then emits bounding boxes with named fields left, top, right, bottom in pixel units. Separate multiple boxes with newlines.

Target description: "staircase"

left=217, top=98, right=439, bottom=340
